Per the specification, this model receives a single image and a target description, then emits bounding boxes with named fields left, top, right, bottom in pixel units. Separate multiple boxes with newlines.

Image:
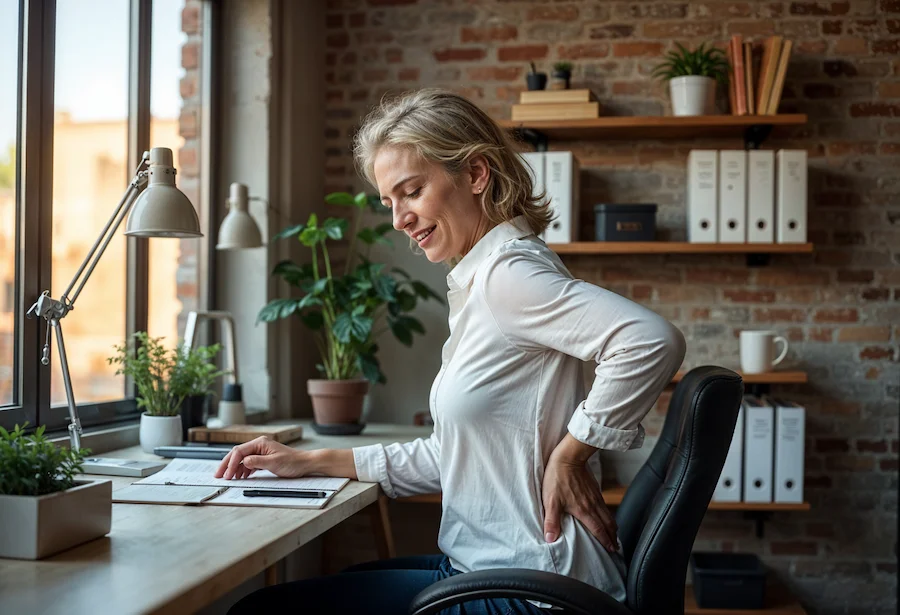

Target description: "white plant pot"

left=0, top=480, right=112, bottom=559
left=669, top=75, right=717, bottom=116
left=140, top=412, right=183, bottom=453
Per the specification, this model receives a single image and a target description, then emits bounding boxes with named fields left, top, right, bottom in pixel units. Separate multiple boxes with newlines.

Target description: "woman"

left=218, top=88, right=686, bottom=614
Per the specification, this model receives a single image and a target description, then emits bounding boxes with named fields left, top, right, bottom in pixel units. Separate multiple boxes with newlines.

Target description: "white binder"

left=519, top=152, right=544, bottom=202
left=742, top=395, right=774, bottom=503
left=773, top=398, right=805, bottom=503
left=718, top=150, right=747, bottom=243
left=775, top=149, right=807, bottom=243
left=747, top=150, right=775, bottom=243
left=687, top=150, right=718, bottom=243
left=541, top=151, right=579, bottom=244
left=713, top=403, right=744, bottom=502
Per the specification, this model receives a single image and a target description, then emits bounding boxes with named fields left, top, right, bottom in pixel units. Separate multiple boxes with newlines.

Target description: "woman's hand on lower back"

left=214, top=436, right=311, bottom=479
left=542, top=434, right=618, bottom=553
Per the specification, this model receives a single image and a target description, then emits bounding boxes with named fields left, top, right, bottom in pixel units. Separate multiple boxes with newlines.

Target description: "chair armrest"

left=408, top=568, right=634, bottom=615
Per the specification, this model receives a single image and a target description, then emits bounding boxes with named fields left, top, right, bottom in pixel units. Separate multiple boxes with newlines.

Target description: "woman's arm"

left=214, top=437, right=357, bottom=480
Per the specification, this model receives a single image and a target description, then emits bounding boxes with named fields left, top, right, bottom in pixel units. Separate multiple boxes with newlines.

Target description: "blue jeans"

left=227, top=554, right=548, bottom=614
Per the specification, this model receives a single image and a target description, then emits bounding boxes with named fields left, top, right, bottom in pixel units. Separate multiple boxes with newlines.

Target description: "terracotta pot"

left=307, top=378, right=369, bottom=424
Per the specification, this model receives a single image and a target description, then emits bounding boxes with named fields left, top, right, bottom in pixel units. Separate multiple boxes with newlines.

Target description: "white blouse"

left=353, top=215, right=686, bottom=603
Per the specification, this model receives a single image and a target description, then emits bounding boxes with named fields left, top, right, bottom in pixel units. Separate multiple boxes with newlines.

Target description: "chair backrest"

left=618, top=366, right=743, bottom=615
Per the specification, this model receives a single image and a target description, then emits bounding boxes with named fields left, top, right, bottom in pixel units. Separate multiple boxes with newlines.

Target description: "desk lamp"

left=26, top=147, right=202, bottom=474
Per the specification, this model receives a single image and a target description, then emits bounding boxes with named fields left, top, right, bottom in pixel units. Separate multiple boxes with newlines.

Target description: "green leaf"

left=394, top=290, right=417, bottom=312
left=372, top=275, right=397, bottom=302
left=271, top=224, right=305, bottom=242
left=299, top=227, right=320, bottom=247
left=354, top=192, right=369, bottom=208
left=412, top=280, right=443, bottom=303
left=389, top=318, right=413, bottom=347
left=325, top=192, right=356, bottom=206
left=310, top=278, right=329, bottom=295
left=356, top=228, right=379, bottom=245
left=307, top=213, right=319, bottom=228
left=300, top=311, right=324, bottom=330
left=271, top=260, right=311, bottom=286
left=323, top=217, right=348, bottom=240
left=358, top=353, right=384, bottom=384
left=375, top=222, right=394, bottom=236
left=257, top=298, right=299, bottom=323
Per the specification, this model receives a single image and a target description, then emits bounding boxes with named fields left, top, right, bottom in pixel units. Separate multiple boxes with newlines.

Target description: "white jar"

left=139, top=413, right=183, bottom=454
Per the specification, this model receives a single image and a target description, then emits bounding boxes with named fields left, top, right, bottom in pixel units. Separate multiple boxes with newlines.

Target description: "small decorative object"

left=108, top=332, right=227, bottom=453
left=258, top=192, right=443, bottom=433
left=525, top=61, right=547, bottom=91
left=593, top=204, right=658, bottom=241
left=550, top=61, right=573, bottom=90
left=0, top=423, right=111, bottom=559
left=182, top=311, right=245, bottom=429
left=651, top=41, right=730, bottom=116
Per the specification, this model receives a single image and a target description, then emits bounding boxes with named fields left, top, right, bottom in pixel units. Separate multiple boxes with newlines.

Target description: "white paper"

left=206, top=487, right=332, bottom=509
left=135, top=458, right=350, bottom=491
left=113, top=484, right=225, bottom=505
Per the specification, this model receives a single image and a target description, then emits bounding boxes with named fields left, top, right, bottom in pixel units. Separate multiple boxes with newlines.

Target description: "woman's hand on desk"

left=214, top=437, right=311, bottom=479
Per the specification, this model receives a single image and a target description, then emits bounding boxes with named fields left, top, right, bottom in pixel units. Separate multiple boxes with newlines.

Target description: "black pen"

left=242, top=489, right=329, bottom=498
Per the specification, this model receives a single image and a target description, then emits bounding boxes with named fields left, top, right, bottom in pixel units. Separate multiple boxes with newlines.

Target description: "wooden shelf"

left=673, top=371, right=807, bottom=385
left=398, top=486, right=810, bottom=512
left=498, top=114, right=808, bottom=141
left=686, top=582, right=807, bottom=614
left=547, top=242, right=814, bottom=255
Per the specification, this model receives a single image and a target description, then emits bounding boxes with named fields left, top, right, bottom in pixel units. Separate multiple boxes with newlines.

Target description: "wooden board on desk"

left=189, top=424, right=304, bottom=444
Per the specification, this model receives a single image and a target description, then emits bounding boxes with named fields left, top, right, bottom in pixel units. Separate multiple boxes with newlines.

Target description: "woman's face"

left=374, top=145, right=491, bottom=263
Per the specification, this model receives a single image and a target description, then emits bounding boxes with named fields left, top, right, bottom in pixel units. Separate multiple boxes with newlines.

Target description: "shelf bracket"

left=744, top=124, right=773, bottom=150
left=745, top=252, right=771, bottom=267
left=745, top=382, right=771, bottom=397
left=745, top=511, right=774, bottom=538
left=514, top=128, right=548, bottom=152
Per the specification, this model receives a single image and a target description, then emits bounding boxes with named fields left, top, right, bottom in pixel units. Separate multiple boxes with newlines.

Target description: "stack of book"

left=510, top=89, right=600, bottom=122
left=727, top=34, right=793, bottom=116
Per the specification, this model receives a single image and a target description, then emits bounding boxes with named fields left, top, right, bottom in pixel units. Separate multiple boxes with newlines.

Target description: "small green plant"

left=257, top=192, right=443, bottom=385
left=651, top=41, right=730, bottom=87
left=107, top=332, right=227, bottom=416
left=553, top=61, right=573, bottom=74
left=0, top=423, right=87, bottom=496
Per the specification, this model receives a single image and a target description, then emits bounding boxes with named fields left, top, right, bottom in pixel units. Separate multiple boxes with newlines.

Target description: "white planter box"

left=0, top=480, right=112, bottom=560
left=669, top=75, right=717, bottom=116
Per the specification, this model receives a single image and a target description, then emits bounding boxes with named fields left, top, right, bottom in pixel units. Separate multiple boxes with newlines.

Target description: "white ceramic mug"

left=740, top=330, right=789, bottom=374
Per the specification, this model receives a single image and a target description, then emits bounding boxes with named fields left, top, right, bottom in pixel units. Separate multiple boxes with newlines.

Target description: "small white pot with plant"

left=0, top=424, right=111, bottom=560
left=108, top=332, right=227, bottom=453
left=652, top=41, right=730, bottom=116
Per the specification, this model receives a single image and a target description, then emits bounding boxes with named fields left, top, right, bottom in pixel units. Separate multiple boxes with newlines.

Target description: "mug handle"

left=772, top=336, right=789, bottom=367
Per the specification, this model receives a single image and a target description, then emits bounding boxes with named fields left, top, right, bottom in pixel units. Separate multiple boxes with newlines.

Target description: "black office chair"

left=409, top=365, right=743, bottom=615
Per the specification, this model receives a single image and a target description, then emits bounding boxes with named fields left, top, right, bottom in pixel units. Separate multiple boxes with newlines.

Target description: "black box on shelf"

left=593, top=203, right=657, bottom=241
left=690, top=552, right=767, bottom=610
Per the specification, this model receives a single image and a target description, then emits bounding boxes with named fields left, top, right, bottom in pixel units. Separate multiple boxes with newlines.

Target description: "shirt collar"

left=447, top=215, right=535, bottom=291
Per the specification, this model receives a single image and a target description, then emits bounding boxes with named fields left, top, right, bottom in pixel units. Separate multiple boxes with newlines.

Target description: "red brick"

left=434, top=48, right=487, bottom=62
left=813, top=308, right=859, bottom=323
left=727, top=19, right=776, bottom=37
left=822, top=20, right=843, bottom=34
left=613, top=42, right=664, bottom=57
left=805, top=475, right=833, bottom=488
left=880, top=143, right=900, bottom=154
left=179, top=74, right=197, bottom=99
left=355, top=31, right=393, bottom=44
left=397, top=67, right=420, bottom=81
left=889, top=18, right=900, bottom=33
left=776, top=288, right=818, bottom=303
left=805, top=522, right=835, bottom=538
left=861, top=288, right=891, bottom=301
left=834, top=37, right=870, bottom=54
left=770, top=541, right=818, bottom=556
left=685, top=269, right=750, bottom=284
left=181, top=42, right=199, bottom=70
left=873, top=39, right=900, bottom=55
left=326, top=32, right=350, bottom=48
left=789, top=2, right=850, bottom=15
left=325, top=52, right=336, bottom=67
left=837, top=269, right=875, bottom=283
left=460, top=25, right=518, bottom=44
left=589, top=24, right=635, bottom=39
left=860, top=346, right=895, bottom=360
left=754, top=308, right=807, bottom=323
left=326, top=14, right=343, bottom=28
left=816, top=438, right=850, bottom=453
left=466, top=66, right=522, bottom=81
left=643, top=21, right=720, bottom=38
left=808, top=327, right=834, bottom=342
left=182, top=4, right=200, bottom=35
left=882, top=458, right=899, bottom=471
left=856, top=439, right=889, bottom=453
left=723, top=289, right=776, bottom=303
left=349, top=13, right=366, bottom=28
left=385, top=48, right=402, bottom=63
left=826, top=455, right=875, bottom=471
left=178, top=109, right=197, bottom=139
left=366, top=0, right=416, bottom=5
left=526, top=6, right=578, bottom=21
left=497, top=45, right=549, bottom=62
left=557, top=43, right=610, bottom=59
left=340, top=52, right=357, bottom=65
left=885, top=1, right=900, bottom=13
left=755, top=269, right=831, bottom=286
left=850, top=102, right=900, bottom=117
left=178, top=145, right=198, bottom=177
left=362, top=68, right=389, bottom=82
left=838, top=326, right=892, bottom=342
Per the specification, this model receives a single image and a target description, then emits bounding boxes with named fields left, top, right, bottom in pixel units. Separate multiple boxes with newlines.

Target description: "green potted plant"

left=0, top=423, right=111, bottom=559
left=651, top=41, right=730, bottom=116
left=108, top=332, right=227, bottom=452
left=257, top=192, right=443, bottom=432
left=550, top=61, right=573, bottom=90
left=170, top=341, right=228, bottom=441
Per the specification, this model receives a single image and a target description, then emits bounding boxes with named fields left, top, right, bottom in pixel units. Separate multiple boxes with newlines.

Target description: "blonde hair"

left=352, top=88, right=553, bottom=265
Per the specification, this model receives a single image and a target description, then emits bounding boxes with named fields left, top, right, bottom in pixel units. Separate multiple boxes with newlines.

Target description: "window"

left=0, top=0, right=214, bottom=433
left=0, top=0, right=20, bottom=409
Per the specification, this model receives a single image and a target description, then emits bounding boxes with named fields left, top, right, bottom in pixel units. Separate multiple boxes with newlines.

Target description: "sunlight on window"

left=50, top=0, right=129, bottom=405
left=0, top=0, right=20, bottom=407
left=148, top=0, right=201, bottom=350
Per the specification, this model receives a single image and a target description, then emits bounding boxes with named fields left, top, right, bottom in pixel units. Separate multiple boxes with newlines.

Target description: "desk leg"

left=369, top=494, right=397, bottom=560
left=265, top=562, right=280, bottom=586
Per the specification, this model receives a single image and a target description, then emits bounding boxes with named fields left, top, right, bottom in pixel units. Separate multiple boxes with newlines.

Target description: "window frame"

left=1, top=0, right=217, bottom=434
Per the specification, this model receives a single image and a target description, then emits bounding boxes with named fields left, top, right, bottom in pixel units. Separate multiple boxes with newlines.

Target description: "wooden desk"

left=0, top=422, right=430, bottom=615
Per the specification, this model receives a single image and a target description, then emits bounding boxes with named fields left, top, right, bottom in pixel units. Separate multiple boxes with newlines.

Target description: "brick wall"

left=323, top=1, right=899, bottom=613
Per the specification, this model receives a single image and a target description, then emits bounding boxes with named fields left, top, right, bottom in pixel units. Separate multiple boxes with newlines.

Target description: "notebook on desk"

left=119, top=458, right=350, bottom=509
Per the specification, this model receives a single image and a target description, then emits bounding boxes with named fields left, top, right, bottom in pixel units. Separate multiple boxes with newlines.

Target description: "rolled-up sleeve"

left=352, top=432, right=442, bottom=498
left=482, top=249, right=686, bottom=451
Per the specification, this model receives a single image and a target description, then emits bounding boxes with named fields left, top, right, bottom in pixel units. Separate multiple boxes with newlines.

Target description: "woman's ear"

left=468, top=155, right=490, bottom=194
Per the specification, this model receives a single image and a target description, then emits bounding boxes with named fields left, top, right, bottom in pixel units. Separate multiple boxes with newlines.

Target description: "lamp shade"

left=216, top=182, right=263, bottom=249
left=124, top=148, right=202, bottom=238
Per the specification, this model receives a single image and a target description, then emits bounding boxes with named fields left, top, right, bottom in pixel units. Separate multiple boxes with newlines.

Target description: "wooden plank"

left=498, top=113, right=807, bottom=141
left=547, top=242, right=814, bottom=255
left=673, top=371, right=808, bottom=385
left=685, top=581, right=807, bottom=614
